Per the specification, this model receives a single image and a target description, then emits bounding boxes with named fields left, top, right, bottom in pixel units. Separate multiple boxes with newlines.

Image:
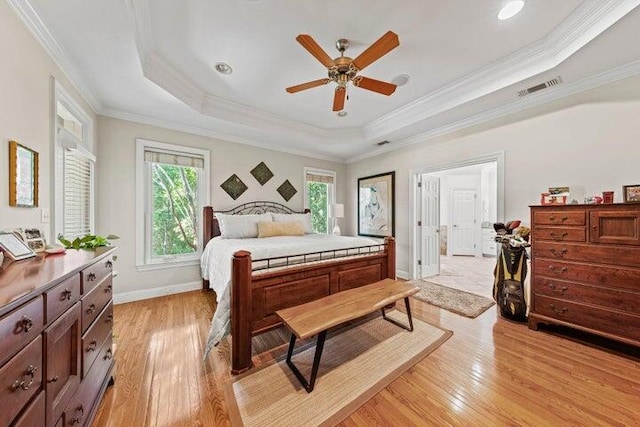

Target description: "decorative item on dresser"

left=0, top=247, right=116, bottom=427
left=529, top=204, right=640, bottom=347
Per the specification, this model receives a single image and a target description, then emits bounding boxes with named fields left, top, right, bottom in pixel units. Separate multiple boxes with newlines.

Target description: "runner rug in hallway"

left=407, top=280, right=495, bottom=318
left=225, top=311, right=451, bottom=427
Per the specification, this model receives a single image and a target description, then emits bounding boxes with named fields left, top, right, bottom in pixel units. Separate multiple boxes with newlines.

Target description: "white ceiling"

left=12, top=0, right=640, bottom=161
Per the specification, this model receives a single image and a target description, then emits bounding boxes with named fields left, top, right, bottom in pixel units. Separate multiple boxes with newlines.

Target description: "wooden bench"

left=275, top=278, right=419, bottom=392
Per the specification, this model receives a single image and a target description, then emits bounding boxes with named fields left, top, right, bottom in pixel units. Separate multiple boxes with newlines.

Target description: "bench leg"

left=285, top=330, right=327, bottom=393
left=381, top=297, right=414, bottom=332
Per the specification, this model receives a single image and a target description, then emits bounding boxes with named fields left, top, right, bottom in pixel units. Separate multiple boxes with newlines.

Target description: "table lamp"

left=331, top=203, right=344, bottom=235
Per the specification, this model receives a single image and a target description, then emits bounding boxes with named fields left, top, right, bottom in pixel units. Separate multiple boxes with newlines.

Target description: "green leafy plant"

left=58, top=234, right=119, bottom=249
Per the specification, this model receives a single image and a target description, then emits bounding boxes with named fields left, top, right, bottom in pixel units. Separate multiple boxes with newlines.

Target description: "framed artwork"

left=623, top=184, right=640, bottom=203
left=0, top=232, right=36, bottom=261
left=9, top=140, right=39, bottom=207
left=358, top=171, right=395, bottom=238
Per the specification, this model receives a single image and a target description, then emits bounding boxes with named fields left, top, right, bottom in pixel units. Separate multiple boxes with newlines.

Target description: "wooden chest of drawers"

left=529, top=204, right=640, bottom=346
left=0, top=248, right=116, bottom=427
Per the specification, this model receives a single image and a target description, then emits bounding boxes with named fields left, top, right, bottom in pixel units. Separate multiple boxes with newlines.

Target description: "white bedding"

left=202, top=234, right=382, bottom=357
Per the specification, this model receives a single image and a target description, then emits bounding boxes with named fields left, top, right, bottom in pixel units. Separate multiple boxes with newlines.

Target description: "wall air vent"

left=377, top=140, right=391, bottom=146
left=516, top=76, right=562, bottom=98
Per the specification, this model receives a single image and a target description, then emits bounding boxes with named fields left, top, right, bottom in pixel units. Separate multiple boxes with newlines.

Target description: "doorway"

left=411, top=153, right=504, bottom=297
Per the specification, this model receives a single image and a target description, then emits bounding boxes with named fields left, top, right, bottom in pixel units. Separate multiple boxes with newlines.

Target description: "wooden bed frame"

left=202, top=202, right=396, bottom=374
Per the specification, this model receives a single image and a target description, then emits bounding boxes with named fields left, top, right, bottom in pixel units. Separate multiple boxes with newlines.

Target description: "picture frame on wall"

left=623, top=184, right=640, bottom=203
left=358, top=171, right=395, bottom=238
left=9, top=140, right=39, bottom=207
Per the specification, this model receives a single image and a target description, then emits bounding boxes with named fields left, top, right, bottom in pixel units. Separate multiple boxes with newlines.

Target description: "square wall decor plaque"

left=250, top=162, right=274, bottom=186
left=277, top=179, right=297, bottom=202
left=221, top=174, right=248, bottom=200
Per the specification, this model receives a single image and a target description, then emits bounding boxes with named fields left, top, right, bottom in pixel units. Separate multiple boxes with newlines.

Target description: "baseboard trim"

left=113, top=281, right=201, bottom=304
left=396, top=270, right=410, bottom=280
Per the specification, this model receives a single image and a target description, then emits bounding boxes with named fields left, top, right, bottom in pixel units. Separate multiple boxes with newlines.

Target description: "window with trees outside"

left=304, top=168, right=336, bottom=234
left=136, top=139, right=210, bottom=269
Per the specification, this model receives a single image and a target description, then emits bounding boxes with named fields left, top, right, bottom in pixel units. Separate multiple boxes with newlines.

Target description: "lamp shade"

left=330, top=203, right=344, bottom=218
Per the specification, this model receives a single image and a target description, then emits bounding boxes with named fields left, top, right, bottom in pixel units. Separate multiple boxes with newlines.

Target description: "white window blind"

left=306, top=172, right=334, bottom=184
left=144, top=149, right=204, bottom=168
left=63, top=150, right=93, bottom=238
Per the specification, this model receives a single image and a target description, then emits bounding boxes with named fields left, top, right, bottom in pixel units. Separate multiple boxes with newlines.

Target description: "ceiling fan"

left=286, top=31, right=400, bottom=112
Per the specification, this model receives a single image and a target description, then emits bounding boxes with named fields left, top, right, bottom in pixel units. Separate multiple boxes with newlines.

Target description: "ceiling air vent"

left=516, top=76, right=562, bottom=98
left=377, top=140, right=391, bottom=146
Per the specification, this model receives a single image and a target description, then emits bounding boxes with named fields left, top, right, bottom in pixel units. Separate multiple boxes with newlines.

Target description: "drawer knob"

left=71, top=405, right=84, bottom=425
left=87, top=340, right=98, bottom=352
left=548, top=283, right=568, bottom=294
left=549, top=248, right=568, bottom=256
left=549, top=215, right=568, bottom=222
left=106, top=260, right=113, bottom=268
left=550, top=232, right=568, bottom=241
left=549, top=304, right=568, bottom=315
left=88, top=272, right=97, bottom=281
left=61, top=289, right=72, bottom=301
left=86, top=304, right=96, bottom=314
left=106, top=314, right=113, bottom=324
left=548, top=266, right=568, bottom=274
left=47, top=375, right=59, bottom=383
left=104, top=348, right=113, bottom=360
left=17, top=316, right=34, bottom=333
left=11, top=365, right=37, bottom=392
left=105, top=284, right=113, bottom=293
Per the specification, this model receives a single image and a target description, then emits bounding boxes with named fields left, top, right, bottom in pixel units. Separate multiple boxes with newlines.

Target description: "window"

left=303, top=167, right=336, bottom=234
left=54, top=83, right=95, bottom=241
left=136, top=139, right=210, bottom=269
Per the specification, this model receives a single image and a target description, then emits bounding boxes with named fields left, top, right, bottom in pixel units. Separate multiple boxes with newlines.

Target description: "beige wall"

left=96, top=116, right=347, bottom=296
left=0, top=2, right=96, bottom=240
left=346, top=101, right=640, bottom=275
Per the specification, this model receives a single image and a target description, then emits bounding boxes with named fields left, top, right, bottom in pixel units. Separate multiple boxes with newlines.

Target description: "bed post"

left=202, top=206, right=214, bottom=290
left=385, top=236, right=396, bottom=279
left=231, top=250, right=253, bottom=374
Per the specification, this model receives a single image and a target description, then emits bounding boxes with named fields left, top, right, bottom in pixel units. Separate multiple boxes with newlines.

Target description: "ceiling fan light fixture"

left=391, top=74, right=410, bottom=87
left=214, top=62, right=233, bottom=75
left=498, top=1, right=525, bottom=20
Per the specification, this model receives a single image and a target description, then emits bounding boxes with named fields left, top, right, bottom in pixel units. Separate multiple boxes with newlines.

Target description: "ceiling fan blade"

left=296, top=35, right=336, bottom=68
left=353, top=76, right=397, bottom=96
left=286, top=78, right=331, bottom=93
left=351, top=31, right=399, bottom=71
left=332, top=86, right=346, bottom=111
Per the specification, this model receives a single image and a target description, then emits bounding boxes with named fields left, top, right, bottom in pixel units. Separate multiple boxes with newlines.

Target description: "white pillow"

left=216, top=213, right=273, bottom=238
left=272, top=212, right=313, bottom=234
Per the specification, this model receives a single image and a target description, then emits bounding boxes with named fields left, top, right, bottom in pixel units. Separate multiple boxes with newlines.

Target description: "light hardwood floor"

left=92, top=290, right=640, bottom=426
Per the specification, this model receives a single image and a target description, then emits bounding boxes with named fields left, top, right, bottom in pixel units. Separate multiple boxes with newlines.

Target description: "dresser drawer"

left=534, top=259, right=640, bottom=292
left=45, top=275, right=81, bottom=324
left=81, top=258, right=113, bottom=294
left=63, top=336, right=113, bottom=427
left=533, top=276, right=639, bottom=314
left=533, top=210, right=586, bottom=226
left=0, top=336, right=43, bottom=427
left=13, top=390, right=45, bottom=427
left=82, top=275, right=113, bottom=333
left=534, top=242, right=640, bottom=269
left=532, top=226, right=586, bottom=242
left=82, top=303, right=113, bottom=378
left=0, top=297, right=43, bottom=366
left=533, top=294, right=640, bottom=341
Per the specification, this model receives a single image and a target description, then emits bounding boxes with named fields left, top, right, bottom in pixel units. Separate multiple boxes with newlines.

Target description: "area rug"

left=407, top=280, right=495, bottom=318
left=225, top=311, right=451, bottom=427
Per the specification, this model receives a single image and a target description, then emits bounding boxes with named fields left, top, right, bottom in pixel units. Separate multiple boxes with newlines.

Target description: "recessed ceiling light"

left=214, top=62, right=233, bottom=75
left=391, top=74, right=410, bottom=87
left=498, top=1, right=525, bottom=20
left=337, top=111, right=348, bottom=117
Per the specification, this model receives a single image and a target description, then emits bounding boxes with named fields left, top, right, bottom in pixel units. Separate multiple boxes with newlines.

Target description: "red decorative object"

left=541, top=193, right=567, bottom=205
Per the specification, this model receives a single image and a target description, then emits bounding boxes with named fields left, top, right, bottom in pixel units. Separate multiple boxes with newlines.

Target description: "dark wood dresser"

left=0, top=247, right=115, bottom=427
left=529, top=204, right=640, bottom=346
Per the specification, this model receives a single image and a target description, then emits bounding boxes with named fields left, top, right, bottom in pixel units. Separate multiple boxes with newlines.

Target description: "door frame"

left=409, top=152, right=505, bottom=280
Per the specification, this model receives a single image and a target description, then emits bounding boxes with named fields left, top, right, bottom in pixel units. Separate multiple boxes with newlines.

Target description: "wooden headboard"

left=203, top=201, right=310, bottom=246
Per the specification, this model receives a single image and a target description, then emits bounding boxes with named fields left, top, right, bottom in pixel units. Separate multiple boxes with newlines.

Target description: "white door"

left=420, top=175, right=440, bottom=277
left=451, top=189, right=476, bottom=256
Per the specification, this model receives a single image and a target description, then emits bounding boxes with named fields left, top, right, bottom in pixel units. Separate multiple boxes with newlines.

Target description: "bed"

left=201, top=201, right=396, bottom=374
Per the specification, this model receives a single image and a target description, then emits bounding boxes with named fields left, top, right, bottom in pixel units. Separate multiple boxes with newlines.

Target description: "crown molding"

left=7, top=0, right=102, bottom=113
left=363, top=0, right=640, bottom=141
left=100, top=107, right=346, bottom=163
left=347, top=60, right=640, bottom=164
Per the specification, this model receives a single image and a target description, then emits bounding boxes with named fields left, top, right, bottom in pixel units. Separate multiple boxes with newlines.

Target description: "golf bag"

left=493, top=243, right=528, bottom=322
